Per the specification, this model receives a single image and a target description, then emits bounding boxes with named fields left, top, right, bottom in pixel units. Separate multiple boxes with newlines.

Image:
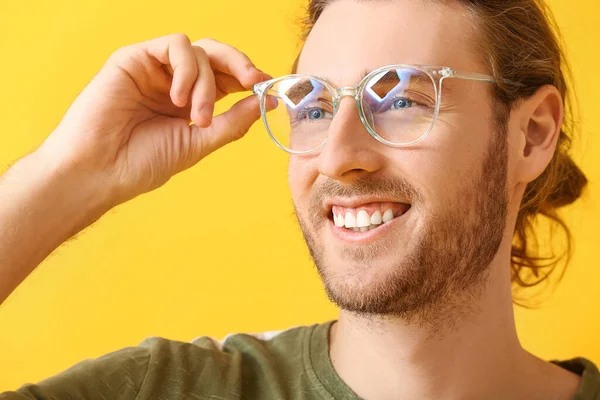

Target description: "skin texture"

left=290, top=0, right=581, bottom=398
left=299, top=80, right=508, bottom=325
left=0, top=1, right=583, bottom=399
left=292, top=0, right=506, bottom=322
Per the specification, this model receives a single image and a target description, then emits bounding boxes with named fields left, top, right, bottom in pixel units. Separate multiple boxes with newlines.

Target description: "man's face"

left=289, top=0, right=511, bottom=319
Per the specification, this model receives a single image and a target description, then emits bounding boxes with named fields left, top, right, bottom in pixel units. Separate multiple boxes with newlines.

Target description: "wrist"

left=9, top=148, right=113, bottom=238
left=0, top=149, right=113, bottom=304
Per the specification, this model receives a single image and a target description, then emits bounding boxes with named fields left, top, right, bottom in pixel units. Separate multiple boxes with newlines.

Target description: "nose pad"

left=362, top=101, right=375, bottom=129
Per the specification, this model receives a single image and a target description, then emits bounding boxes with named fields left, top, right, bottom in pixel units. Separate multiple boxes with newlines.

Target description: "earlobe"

left=517, top=85, right=563, bottom=183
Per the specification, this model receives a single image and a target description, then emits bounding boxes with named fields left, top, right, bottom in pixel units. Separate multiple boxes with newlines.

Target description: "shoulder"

left=2, top=337, right=240, bottom=399
left=1, top=322, right=329, bottom=400
left=553, top=357, right=600, bottom=400
left=188, top=323, right=318, bottom=372
left=136, top=324, right=322, bottom=399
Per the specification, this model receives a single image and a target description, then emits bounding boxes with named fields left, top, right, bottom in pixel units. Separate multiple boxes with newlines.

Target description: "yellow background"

left=0, top=0, right=598, bottom=391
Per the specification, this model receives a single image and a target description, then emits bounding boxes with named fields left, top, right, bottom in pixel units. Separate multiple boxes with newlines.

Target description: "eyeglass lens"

left=263, top=67, right=437, bottom=153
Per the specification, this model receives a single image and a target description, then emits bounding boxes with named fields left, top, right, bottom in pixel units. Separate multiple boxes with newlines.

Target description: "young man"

left=0, top=0, right=597, bottom=399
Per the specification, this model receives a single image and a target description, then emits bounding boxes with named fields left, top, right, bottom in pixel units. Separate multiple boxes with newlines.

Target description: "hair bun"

left=545, top=153, right=588, bottom=208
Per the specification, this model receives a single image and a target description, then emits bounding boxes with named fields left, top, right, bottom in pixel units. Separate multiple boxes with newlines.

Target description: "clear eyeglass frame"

left=252, top=64, right=501, bottom=155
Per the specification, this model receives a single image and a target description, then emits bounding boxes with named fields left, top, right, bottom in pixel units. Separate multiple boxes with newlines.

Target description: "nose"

left=317, top=96, right=385, bottom=183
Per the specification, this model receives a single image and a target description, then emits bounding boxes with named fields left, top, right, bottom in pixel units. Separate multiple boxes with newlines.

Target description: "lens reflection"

left=361, top=68, right=436, bottom=144
left=264, top=77, right=333, bottom=153
left=262, top=68, right=437, bottom=153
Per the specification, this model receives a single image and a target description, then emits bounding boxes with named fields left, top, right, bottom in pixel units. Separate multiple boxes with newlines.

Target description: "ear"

left=514, top=84, right=563, bottom=184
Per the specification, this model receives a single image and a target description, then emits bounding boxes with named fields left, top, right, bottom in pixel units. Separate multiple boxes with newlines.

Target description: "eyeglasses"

left=252, top=64, right=500, bottom=155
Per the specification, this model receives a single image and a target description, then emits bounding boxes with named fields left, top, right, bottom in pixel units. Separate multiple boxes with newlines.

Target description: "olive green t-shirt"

left=1, top=320, right=599, bottom=399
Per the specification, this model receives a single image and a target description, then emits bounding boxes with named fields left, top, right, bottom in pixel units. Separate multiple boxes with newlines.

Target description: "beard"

left=295, top=127, right=509, bottom=324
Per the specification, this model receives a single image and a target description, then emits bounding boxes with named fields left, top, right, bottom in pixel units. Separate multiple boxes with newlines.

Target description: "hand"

left=39, top=34, right=271, bottom=208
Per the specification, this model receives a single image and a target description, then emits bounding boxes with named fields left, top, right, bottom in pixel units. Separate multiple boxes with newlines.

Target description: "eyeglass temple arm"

left=450, top=69, right=496, bottom=82
left=448, top=69, right=523, bottom=87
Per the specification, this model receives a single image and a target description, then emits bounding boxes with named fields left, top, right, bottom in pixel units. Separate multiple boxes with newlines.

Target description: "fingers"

left=140, top=34, right=199, bottom=107
left=113, top=35, right=270, bottom=128
left=189, top=46, right=216, bottom=128
left=214, top=73, right=246, bottom=101
left=190, top=95, right=262, bottom=160
left=193, top=38, right=272, bottom=90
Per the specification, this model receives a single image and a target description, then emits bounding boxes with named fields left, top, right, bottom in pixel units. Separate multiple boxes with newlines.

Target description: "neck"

left=329, top=247, right=549, bottom=400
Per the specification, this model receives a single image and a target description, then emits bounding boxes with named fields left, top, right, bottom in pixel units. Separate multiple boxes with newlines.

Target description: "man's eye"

left=299, top=107, right=331, bottom=121
left=390, top=97, right=415, bottom=110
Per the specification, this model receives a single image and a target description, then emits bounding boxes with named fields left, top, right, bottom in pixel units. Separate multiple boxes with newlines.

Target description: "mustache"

left=308, top=175, right=421, bottom=220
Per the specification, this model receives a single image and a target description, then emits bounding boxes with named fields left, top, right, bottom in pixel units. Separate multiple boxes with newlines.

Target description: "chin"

left=318, top=239, right=412, bottom=293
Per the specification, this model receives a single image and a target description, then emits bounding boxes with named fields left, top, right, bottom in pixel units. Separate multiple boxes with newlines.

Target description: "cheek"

left=288, top=156, right=319, bottom=207
left=407, top=110, right=493, bottom=201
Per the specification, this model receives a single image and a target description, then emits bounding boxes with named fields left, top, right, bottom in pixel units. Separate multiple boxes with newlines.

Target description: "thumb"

left=191, top=95, right=262, bottom=160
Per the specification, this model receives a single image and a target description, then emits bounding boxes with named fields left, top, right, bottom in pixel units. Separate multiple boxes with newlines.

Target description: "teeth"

left=333, top=207, right=400, bottom=231
left=383, top=209, right=394, bottom=223
left=344, top=212, right=357, bottom=228
left=370, top=210, right=382, bottom=225
left=356, top=210, right=371, bottom=228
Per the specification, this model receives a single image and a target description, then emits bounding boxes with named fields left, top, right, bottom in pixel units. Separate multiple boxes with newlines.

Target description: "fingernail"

left=266, top=95, right=278, bottom=111
left=257, top=69, right=272, bottom=80
left=198, top=105, right=213, bottom=125
left=172, top=91, right=186, bottom=108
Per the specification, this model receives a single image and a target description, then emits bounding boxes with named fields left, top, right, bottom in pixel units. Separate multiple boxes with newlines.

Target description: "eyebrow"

left=327, top=68, right=434, bottom=86
left=307, top=69, right=379, bottom=89
left=358, top=69, right=372, bottom=82
left=313, top=67, right=459, bottom=98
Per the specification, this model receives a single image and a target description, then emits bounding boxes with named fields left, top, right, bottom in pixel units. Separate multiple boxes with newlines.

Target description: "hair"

left=295, top=0, right=588, bottom=304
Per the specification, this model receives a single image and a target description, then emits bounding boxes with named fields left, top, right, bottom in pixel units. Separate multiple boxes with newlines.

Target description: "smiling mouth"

left=328, top=202, right=412, bottom=233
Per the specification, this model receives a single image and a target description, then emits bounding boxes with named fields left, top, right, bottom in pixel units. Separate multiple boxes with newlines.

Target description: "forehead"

left=297, top=0, right=483, bottom=85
